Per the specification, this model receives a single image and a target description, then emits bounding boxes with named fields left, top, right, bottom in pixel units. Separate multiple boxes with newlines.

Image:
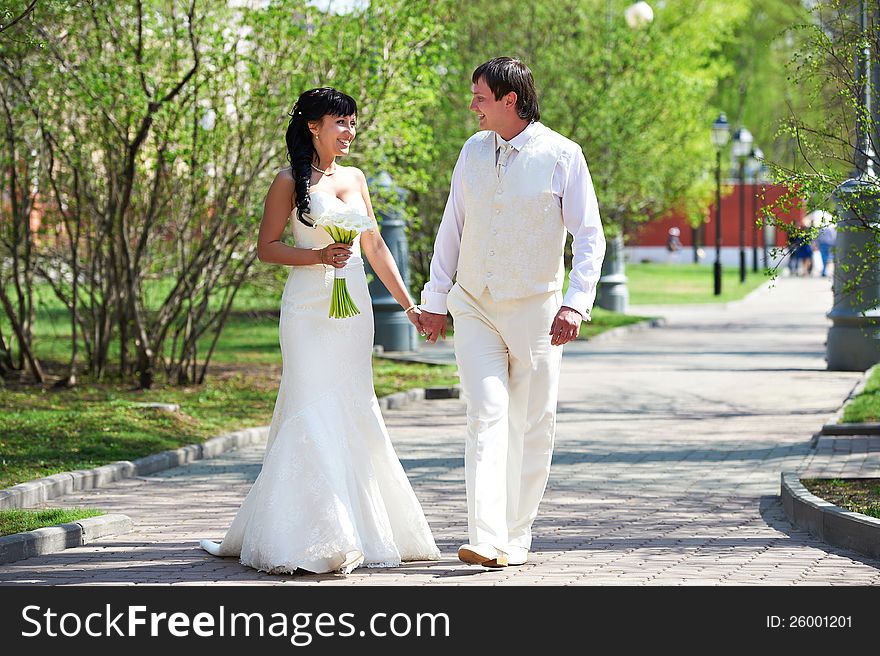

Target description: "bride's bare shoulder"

left=276, top=166, right=296, bottom=183
left=269, top=167, right=296, bottom=195
left=339, top=164, right=366, bottom=181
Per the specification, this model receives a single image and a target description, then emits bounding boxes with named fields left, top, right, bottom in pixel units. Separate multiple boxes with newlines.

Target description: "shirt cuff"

left=420, top=289, right=449, bottom=315
left=561, top=289, right=592, bottom=320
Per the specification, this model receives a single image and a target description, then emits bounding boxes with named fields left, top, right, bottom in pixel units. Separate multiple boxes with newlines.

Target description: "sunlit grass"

left=841, top=366, right=880, bottom=424
left=623, top=263, right=768, bottom=305
left=0, top=508, right=105, bottom=537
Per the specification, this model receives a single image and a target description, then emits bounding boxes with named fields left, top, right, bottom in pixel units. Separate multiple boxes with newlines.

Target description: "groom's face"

left=470, top=77, right=511, bottom=133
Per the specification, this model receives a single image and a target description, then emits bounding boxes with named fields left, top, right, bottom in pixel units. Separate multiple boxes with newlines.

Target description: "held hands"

left=549, top=306, right=583, bottom=346
left=320, top=242, right=352, bottom=268
left=403, top=305, right=422, bottom=331
left=417, top=310, right=448, bottom=344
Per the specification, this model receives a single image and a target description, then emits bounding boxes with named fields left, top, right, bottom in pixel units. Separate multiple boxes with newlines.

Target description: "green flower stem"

left=323, top=225, right=362, bottom=319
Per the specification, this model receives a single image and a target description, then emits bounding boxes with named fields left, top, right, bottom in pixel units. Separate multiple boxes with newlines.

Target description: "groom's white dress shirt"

left=420, top=121, right=605, bottom=318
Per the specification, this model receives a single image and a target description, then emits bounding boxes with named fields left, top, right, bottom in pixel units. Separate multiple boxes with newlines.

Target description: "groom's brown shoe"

left=458, top=543, right=508, bottom=568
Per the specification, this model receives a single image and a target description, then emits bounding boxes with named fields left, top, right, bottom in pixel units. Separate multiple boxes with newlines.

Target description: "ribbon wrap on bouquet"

left=314, top=208, right=374, bottom=319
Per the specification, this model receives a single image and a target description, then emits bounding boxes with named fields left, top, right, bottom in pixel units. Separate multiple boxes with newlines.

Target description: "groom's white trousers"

left=447, top=283, right=563, bottom=551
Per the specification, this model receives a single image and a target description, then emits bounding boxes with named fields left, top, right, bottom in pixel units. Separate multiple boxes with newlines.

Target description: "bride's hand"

left=320, top=243, right=352, bottom=268
left=404, top=306, right=423, bottom=332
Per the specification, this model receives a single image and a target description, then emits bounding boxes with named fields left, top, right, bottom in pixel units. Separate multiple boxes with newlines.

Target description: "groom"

left=418, top=57, right=605, bottom=567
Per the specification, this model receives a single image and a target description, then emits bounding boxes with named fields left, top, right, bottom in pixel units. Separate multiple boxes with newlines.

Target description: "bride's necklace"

left=311, top=162, right=337, bottom=176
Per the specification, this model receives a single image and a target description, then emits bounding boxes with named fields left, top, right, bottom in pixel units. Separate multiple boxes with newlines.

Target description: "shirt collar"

left=495, top=121, right=540, bottom=152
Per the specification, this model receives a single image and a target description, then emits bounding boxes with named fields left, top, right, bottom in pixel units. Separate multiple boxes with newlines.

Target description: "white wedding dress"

left=200, top=190, right=440, bottom=574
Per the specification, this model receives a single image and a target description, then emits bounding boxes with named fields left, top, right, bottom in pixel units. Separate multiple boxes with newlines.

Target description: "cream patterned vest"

left=458, top=125, right=568, bottom=302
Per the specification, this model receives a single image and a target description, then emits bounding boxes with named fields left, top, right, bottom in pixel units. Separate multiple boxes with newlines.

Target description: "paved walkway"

left=2, top=276, right=879, bottom=585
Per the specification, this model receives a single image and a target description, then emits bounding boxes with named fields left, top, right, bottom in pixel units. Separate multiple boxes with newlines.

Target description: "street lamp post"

left=597, top=2, right=653, bottom=313
left=365, top=172, right=417, bottom=352
left=827, top=0, right=880, bottom=370
left=759, top=163, right=770, bottom=270
left=732, top=127, right=753, bottom=283
left=749, top=147, right=763, bottom=273
left=711, top=113, right=730, bottom=296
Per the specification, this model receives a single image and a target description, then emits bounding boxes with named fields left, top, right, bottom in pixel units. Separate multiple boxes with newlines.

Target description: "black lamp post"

left=732, top=127, right=753, bottom=283
left=711, top=113, right=730, bottom=295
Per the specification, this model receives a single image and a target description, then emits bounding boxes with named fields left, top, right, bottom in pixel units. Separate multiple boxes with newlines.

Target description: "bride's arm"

left=257, top=170, right=350, bottom=267
left=356, top=170, right=419, bottom=316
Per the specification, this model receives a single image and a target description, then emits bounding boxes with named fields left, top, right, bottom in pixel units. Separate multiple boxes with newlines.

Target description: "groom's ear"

left=504, top=91, right=518, bottom=112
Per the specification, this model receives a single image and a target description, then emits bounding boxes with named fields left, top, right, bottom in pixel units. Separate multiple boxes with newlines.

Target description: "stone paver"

left=1, top=275, right=878, bottom=585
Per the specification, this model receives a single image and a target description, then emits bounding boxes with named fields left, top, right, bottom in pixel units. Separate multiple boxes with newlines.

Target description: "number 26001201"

left=767, top=615, right=852, bottom=628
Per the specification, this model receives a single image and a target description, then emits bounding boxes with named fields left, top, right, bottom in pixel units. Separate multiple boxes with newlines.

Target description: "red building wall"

left=628, top=183, right=802, bottom=248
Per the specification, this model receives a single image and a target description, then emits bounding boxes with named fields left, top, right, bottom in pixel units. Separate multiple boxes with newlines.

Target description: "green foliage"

left=760, top=0, right=880, bottom=304
left=713, top=0, right=814, bottom=168
left=407, top=0, right=754, bottom=291
left=0, top=0, right=454, bottom=387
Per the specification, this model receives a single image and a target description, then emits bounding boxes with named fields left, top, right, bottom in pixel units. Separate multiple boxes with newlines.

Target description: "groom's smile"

left=470, top=77, right=511, bottom=133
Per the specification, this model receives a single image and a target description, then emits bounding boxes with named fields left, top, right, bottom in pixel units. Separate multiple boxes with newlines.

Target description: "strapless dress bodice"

left=291, top=190, right=369, bottom=253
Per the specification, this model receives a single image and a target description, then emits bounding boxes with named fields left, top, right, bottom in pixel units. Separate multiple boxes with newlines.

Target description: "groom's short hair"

left=472, top=57, right=540, bottom=122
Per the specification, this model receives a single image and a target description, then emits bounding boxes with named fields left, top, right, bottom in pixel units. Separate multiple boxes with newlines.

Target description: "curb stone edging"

left=0, top=388, right=459, bottom=511
left=0, top=513, right=133, bottom=565
left=813, top=363, right=880, bottom=443
left=375, top=386, right=461, bottom=410
left=0, top=426, right=269, bottom=510
left=780, top=471, right=880, bottom=559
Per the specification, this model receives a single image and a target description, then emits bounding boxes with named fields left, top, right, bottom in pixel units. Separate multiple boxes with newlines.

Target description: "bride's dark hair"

left=286, top=87, right=358, bottom=226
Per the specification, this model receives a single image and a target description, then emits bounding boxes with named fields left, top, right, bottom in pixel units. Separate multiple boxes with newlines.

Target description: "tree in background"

left=408, top=0, right=754, bottom=291
left=0, top=0, right=452, bottom=387
left=763, top=0, right=878, bottom=292
left=713, top=0, right=815, bottom=169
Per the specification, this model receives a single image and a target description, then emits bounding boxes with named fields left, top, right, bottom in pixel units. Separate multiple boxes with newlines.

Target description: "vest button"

left=488, top=250, right=495, bottom=256
left=486, top=272, right=494, bottom=278
left=496, top=188, right=503, bottom=194
left=495, top=209, right=501, bottom=214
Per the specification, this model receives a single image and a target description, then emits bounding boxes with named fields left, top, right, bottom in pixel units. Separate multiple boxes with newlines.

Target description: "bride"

left=200, top=87, right=440, bottom=574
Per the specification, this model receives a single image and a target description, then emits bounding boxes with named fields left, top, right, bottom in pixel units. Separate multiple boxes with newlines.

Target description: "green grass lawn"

left=7, top=264, right=734, bottom=493
left=623, top=262, right=768, bottom=305
left=0, top=357, right=458, bottom=490
left=0, top=508, right=105, bottom=537
left=841, top=366, right=880, bottom=423
left=801, top=478, right=880, bottom=519
left=580, top=306, right=653, bottom=339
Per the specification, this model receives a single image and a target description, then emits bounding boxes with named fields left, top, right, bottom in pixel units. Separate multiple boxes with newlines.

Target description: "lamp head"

left=732, top=127, right=753, bottom=158
left=625, top=2, right=654, bottom=28
left=711, top=112, right=730, bottom=149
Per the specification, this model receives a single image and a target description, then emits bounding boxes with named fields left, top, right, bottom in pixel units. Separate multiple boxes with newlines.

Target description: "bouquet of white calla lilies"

left=314, top=208, right=374, bottom=319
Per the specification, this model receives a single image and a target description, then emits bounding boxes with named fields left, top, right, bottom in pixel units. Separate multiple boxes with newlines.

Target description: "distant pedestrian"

left=666, top=227, right=682, bottom=262
left=788, top=216, right=815, bottom=277
left=816, top=220, right=837, bottom=277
